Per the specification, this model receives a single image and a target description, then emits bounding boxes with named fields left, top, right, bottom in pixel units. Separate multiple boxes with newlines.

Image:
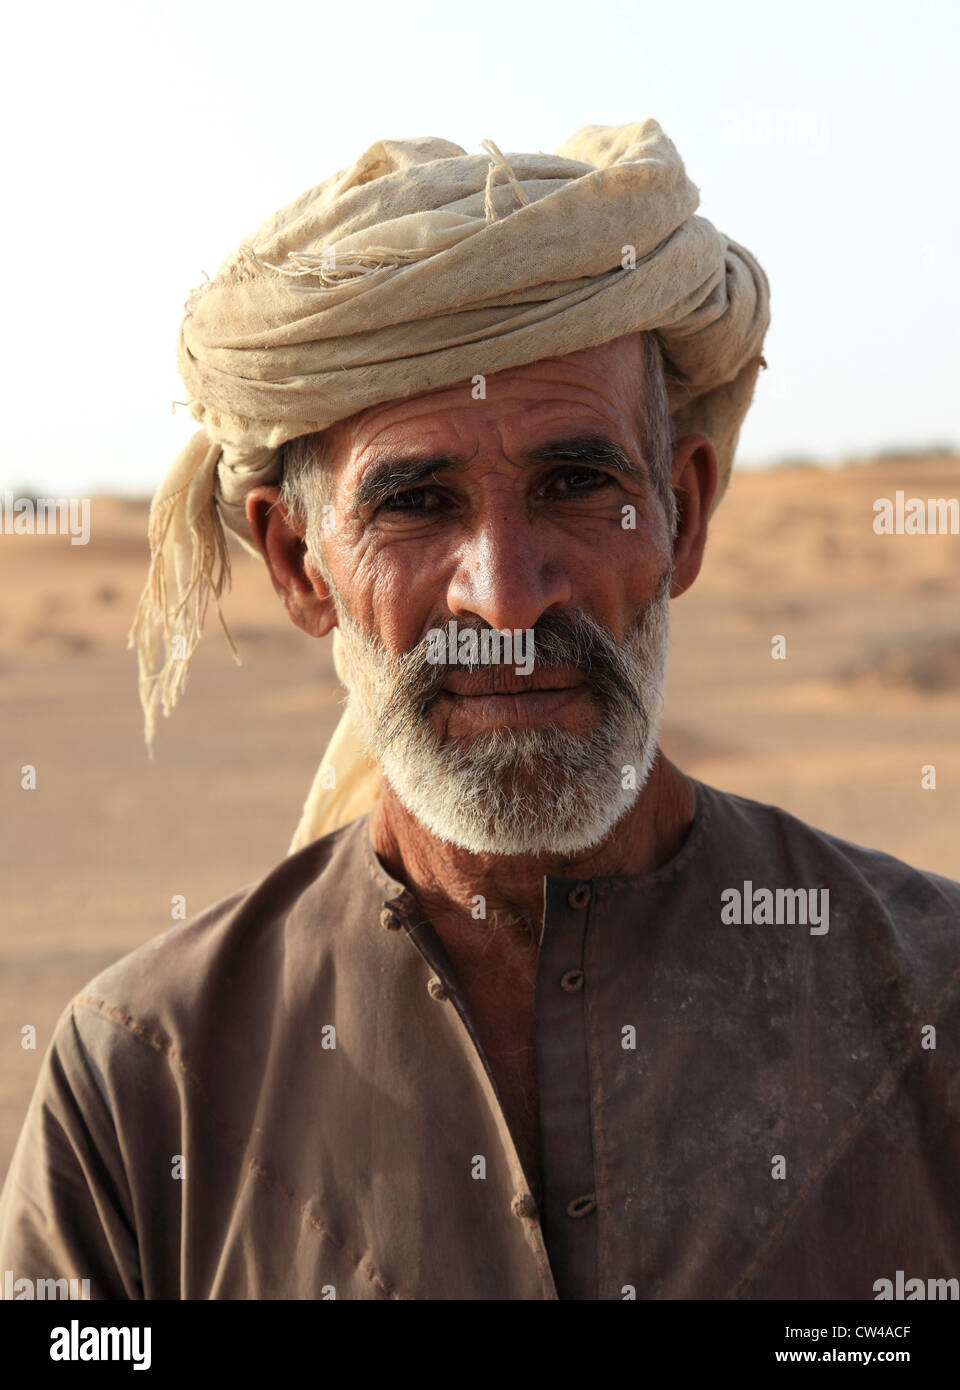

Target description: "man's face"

left=300, top=334, right=679, bottom=855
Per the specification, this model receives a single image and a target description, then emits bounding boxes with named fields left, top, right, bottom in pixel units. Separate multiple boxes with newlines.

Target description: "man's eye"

left=378, top=487, right=439, bottom=514
left=551, top=467, right=612, bottom=494
left=377, top=469, right=611, bottom=514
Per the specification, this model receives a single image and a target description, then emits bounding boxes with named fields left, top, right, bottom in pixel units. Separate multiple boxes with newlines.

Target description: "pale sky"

left=2, top=0, right=957, bottom=495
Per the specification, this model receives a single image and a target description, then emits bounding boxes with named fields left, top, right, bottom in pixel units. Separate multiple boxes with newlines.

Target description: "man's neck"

left=368, top=750, right=697, bottom=940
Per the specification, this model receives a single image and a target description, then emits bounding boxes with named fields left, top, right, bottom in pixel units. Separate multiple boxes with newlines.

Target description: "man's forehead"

left=331, top=334, right=649, bottom=481
left=348, top=404, right=633, bottom=471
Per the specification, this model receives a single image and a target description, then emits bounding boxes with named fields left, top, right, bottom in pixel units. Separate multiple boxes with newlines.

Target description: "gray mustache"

left=375, top=607, right=653, bottom=748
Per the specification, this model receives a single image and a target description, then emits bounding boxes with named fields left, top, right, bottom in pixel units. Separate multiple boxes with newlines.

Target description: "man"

left=1, top=122, right=958, bottom=1301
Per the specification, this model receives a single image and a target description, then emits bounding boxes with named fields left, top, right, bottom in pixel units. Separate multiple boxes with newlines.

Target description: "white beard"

left=327, top=575, right=671, bottom=857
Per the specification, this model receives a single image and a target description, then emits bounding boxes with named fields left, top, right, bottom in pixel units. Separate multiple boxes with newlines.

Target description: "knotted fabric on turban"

left=129, top=118, right=770, bottom=852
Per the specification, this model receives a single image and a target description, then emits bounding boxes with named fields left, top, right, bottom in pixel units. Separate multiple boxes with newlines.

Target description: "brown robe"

left=1, top=779, right=959, bottom=1300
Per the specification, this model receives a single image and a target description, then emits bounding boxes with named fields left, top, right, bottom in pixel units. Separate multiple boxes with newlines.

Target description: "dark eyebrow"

left=527, top=435, right=643, bottom=476
left=351, top=434, right=645, bottom=516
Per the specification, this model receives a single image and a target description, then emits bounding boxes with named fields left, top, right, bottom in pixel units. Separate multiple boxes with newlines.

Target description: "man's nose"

left=444, top=514, right=573, bottom=632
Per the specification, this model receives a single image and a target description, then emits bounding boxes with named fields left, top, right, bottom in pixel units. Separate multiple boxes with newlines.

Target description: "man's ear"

left=669, top=434, right=718, bottom=599
left=245, top=486, right=338, bottom=640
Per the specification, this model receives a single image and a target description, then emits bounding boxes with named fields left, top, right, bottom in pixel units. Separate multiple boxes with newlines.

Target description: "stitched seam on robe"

left=583, top=896, right=612, bottom=1296
left=72, top=994, right=409, bottom=1300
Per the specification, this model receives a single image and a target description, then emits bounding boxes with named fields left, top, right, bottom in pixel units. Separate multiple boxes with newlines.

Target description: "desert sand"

left=1, top=454, right=957, bottom=1174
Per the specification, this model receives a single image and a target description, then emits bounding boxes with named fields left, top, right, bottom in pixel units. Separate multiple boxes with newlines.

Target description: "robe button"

left=566, top=1193, right=597, bottom=1219
left=511, top=1193, right=537, bottom=1220
left=568, top=884, right=591, bottom=909
left=380, top=908, right=401, bottom=931
left=560, top=969, right=584, bottom=993
left=427, top=976, right=448, bottom=1001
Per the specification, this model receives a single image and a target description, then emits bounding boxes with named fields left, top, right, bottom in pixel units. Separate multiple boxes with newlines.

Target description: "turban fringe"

left=128, top=432, right=239, bottom=757
left=128, top=120, right=770, bottom=843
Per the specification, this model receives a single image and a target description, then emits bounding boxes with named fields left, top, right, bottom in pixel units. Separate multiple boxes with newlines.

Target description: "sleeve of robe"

left=0, top=1000, right=145, bottom=1300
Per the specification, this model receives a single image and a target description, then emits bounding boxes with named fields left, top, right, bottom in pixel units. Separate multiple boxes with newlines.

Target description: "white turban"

left=129, top=119, right=770, bottom=850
